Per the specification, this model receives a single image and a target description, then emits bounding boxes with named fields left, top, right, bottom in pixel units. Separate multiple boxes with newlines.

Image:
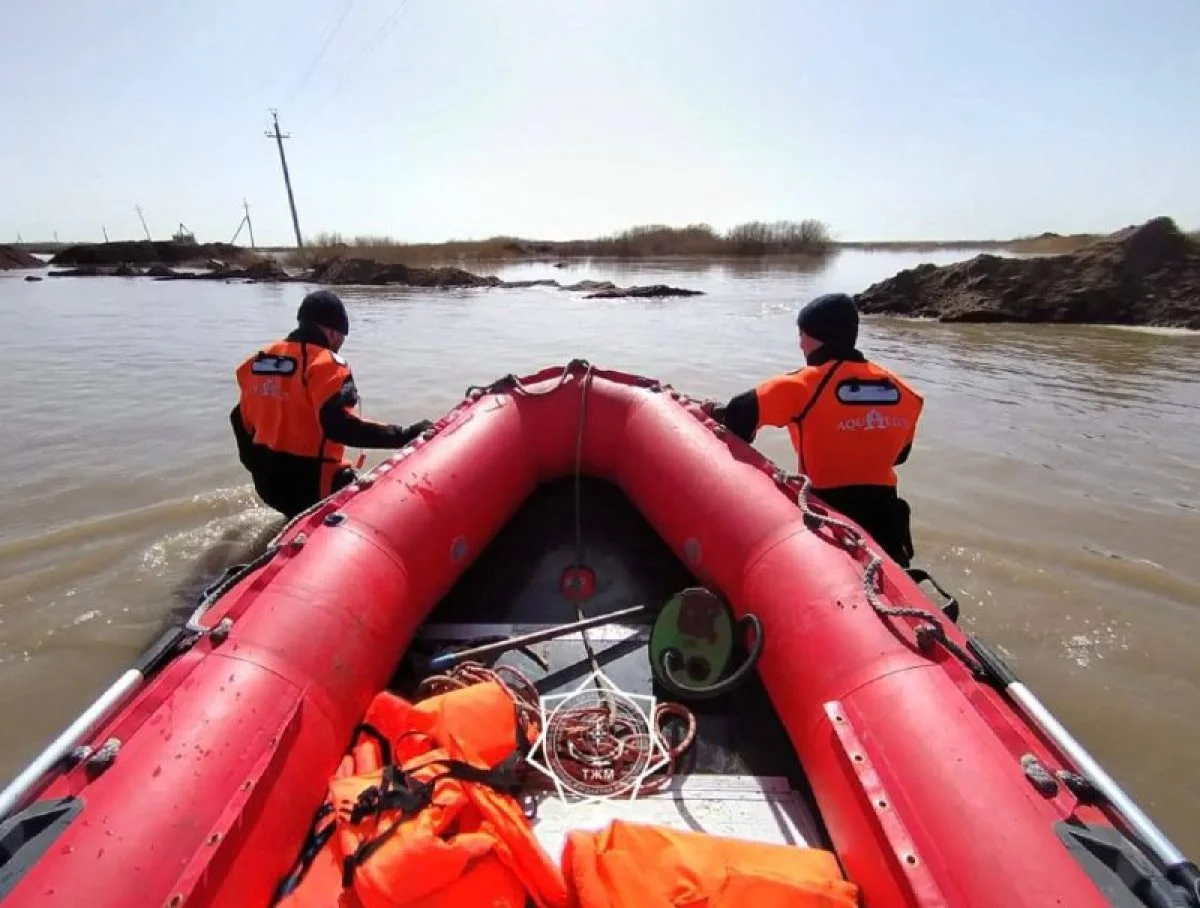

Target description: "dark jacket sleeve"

left=714, top=389, right=761, bottom=444
left=230, top=404, right=256, bottom=471
left=317, top=375, right=423, bottom=449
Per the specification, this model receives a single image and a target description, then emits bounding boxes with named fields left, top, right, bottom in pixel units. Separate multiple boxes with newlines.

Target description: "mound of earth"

left=303, top=257, right=705, bottom=297
left=46, top=260, right=292, bottom=283
left=307, top=257, right=502, bottom=288
left=154, top=260, right=292, bottom=283
left=561, top=280, right=616, bottom=292
left=854, top=217, right=1200, bottom=328
left=0, top=245, right=45, bottom=269
left=582, top=284, right=704, bottom=299
left=49, top=241, right=262, bottom=268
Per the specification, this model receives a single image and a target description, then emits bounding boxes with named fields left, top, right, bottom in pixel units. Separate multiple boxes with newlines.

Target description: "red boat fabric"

left=4, top=363, right=1125, bottom=908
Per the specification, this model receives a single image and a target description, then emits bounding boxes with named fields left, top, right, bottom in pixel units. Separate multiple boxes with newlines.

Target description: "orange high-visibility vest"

left=276, top=682, right=568, bottom=908
left=755, top=359, right=923, bottom=489
left=563, top=819, right=860, bottom=908
left=235, top=339, right=353, bottom=497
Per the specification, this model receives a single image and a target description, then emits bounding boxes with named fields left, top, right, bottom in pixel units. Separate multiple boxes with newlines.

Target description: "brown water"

left=1, top=250, right=1198, bottom=855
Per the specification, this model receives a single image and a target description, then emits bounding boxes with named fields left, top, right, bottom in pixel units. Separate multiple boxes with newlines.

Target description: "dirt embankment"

left=49, top=241, right=263, bottom=268
left=308, top=257, right=501, bottom=288
left=48, top=261, right=291, bottom=282
left=38, top=247, right=704, bottom=297
left=854, top=217, right=1200, bottom=328
left=0, top=245, right=46, bottom=270
left=307, top=256, right=704, bottom=296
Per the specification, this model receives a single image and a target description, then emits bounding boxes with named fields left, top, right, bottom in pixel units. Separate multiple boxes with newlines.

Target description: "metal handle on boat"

left=0, top=670, right=142, bottom=822
left=968, top=634, right=1200, bottom=904
left=421, top=604, right=652, bottom=673
left=658, top=614, right=764, bottom=701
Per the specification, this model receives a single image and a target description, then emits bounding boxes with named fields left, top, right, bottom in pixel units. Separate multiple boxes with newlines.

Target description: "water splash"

left=1062, top=622, right=1131, bottom=668
left=139, top=489, right=273, bottom=578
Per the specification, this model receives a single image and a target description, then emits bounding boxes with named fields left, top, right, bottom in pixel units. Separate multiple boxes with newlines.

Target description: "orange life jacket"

left=563, top=820, right=860, bottom=908
left=235, top=338, right=353, bottom=497
left=276, top=682, right=568, bottom=908
left=758, top=358, right=923, bottom=489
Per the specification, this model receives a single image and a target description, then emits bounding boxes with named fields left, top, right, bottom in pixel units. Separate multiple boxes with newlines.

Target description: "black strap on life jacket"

left=351, top=721, right=393, bottom=767
left=269, top=722, right=391, bottom=904
left=271, top=801, right=336, bottom=903
left=339, top=750, right=526, bottom=888
left=271, top=706, right=529, bottom=902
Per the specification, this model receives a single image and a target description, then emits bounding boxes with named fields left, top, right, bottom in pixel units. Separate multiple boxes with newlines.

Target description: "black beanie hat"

left=796, top=292, right=858, bottom=349
left=297, top=289, right=350, bottom=336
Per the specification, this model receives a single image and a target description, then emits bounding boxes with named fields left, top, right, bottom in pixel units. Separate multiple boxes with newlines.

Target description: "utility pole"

left=103, top=225, right=110, bottom=242
left=135, top=204, right=152, bottom=240
left=231, top=198, right=258, bottom=248
left=265, top=110, right=303, bottom=249
left=243, top=198, right=256, bottom=248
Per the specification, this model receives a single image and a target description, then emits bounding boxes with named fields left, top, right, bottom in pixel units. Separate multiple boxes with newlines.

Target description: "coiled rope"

left=419, top=662, right=696, bottom=795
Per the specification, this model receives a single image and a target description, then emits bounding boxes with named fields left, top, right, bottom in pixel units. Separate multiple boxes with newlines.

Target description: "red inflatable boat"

left=1, top=360, right=1195, bottom=908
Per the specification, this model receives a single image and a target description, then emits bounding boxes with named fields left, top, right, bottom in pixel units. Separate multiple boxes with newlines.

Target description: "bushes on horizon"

left=725, top=220, right=831, bottom=255
left=301, top=218, right=834, bottom=265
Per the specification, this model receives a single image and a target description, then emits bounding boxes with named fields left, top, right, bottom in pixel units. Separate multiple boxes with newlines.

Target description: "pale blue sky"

left=2, top=0, right=1197, bottom=246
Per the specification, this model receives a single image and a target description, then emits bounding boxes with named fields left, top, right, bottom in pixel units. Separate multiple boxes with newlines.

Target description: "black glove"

left=399, top=419, right=435, bottom=445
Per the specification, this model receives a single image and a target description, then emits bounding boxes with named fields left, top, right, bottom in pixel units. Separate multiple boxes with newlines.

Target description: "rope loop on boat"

left=465, top=358, right=593, bottom=400
left=789, top=472, right=986, bottom=678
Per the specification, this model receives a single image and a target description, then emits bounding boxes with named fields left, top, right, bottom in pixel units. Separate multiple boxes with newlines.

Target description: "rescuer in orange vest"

left=710, top=293, right=923, bottom=566
left=230, top=290, right=433, bottom=518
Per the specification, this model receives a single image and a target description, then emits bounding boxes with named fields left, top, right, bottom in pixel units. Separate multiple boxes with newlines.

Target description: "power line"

left=285, top=0, right=359, bottom=105
left=306, top=0, right=413, bottom=118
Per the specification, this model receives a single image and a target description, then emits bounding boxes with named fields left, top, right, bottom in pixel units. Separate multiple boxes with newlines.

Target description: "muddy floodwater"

left=1, top=249, right=1197, bottom=854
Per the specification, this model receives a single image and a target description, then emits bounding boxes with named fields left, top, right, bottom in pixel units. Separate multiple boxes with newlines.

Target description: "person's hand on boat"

left=402, top=419, right=435, bottom=442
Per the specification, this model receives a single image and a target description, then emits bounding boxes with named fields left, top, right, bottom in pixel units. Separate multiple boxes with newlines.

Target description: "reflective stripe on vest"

left=789, top=360, right=923, bottom=489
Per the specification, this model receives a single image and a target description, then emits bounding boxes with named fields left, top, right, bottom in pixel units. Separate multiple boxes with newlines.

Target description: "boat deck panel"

left=400, top=477, right=832, bottom=854
left=410, top=621, right=827, bottom=843
left=529, top=774, right=823, bottom=864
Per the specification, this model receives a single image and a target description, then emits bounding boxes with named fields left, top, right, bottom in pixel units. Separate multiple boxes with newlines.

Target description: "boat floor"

left=392, top=476, right=831, bottom=861
left=408, top=624, right=827, bottom=860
